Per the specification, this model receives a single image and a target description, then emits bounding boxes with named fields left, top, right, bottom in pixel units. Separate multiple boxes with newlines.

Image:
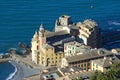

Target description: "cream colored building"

left=64, top=41, right=91, bottom=57
left=55, top=15, right=73, bottom=32
left=91, top=57, right=120, bottom=72
left=77, top=19, right=102, bottom=48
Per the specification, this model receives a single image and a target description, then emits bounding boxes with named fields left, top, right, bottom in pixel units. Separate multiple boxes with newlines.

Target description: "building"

left=64, top=41, right=91, bottom=57
left=91, top=56, right=120, bottom=72
left=55, top=15, right=73, bottom=32
left=55, top=15, right=102, bottom=48
left=31, top=15, right=102, bottom=66
left=61, top=49, right=114, bottom=71
left=31, top=24, right=66, bottom=66
left=31, top=23, right=80, bottom=66
left=24, top=66, right=94, bottom=80
left=39, top=66, right=94, bottom=80
left=77, top=19, right=102, bottom=48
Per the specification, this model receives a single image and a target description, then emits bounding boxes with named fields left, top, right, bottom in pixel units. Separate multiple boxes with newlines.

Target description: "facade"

left=64, top=41, right=91, bottom=57
left=31, top=24, right=65, bottom=66
left=61, top=49, right=114, bottom=71
left=77, top=19, right=102, bottom=48
left=91, top=57, right=120, bottom=72
left=55, top=15, right=73, bottom=32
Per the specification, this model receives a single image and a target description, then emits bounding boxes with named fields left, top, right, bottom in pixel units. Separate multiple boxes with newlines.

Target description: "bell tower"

left=39, top=24, right=46, bottom=47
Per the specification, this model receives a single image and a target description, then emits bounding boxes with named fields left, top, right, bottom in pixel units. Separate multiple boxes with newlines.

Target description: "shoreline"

left=1, top=60, right=40, bottom=80
left=6, top=60, right=18, bottom=80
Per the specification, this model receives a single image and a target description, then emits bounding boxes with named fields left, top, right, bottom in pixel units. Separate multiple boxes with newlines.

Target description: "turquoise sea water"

left=0, top=0, right=120, bottom=79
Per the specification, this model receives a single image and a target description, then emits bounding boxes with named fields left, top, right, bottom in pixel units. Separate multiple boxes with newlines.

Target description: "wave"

left=6, top=61, right=18, bottom=80
left=108, top=21, right=120, bottom=26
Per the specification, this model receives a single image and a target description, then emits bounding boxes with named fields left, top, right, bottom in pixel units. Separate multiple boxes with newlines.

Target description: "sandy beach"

left=8, top=61, right=40, bottom=80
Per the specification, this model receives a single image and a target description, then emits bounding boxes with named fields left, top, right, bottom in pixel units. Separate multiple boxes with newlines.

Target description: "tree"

left=110, top=61, right=120, bottom=78
left=97, top=72, right=109, bottom=80
left=106, top=69, right=117, bottom=80
left=90, top=71, right=99, bottom=80
left=75, top=76, right=84, bottom=80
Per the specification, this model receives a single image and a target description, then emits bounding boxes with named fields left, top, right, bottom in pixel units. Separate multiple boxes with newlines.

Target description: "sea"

left=0, top=0, right=120, bottom=80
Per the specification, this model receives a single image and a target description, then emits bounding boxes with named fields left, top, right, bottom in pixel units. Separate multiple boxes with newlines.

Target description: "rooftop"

left=77, top=19, right=98, bottom=31
left=92, top=56, right=120, bottom=68
left=66, top=49, right=114, bottom=63
left=40, top=66, right=94, bottom=80
left=60, top=15, right=71, bottom=18
left=47, top=33, right=76, bottom=52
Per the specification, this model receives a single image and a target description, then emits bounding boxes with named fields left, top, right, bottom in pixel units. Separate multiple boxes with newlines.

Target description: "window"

left=37, top=45, right=39, bottom=50
left=37, top=41, right=39, bottom=43
left=73, top=47, right=74, bottom=50
left=96, top=65, right=98, bottom=68
left=84, top=64, right=86, bottom=66
left=81, top=64, right=83, bottom=67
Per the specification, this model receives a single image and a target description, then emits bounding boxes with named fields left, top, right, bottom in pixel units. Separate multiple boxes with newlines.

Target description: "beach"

left=8, top=60, right=40, bottom=80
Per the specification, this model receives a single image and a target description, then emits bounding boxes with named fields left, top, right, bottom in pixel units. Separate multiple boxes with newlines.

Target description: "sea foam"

left=6, top=61, right=18, bottom=80
left=108, top=21, right=120, bottom=26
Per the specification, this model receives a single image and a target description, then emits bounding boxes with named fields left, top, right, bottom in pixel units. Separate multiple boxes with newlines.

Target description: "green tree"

left=110, top=61, right=120, bottom=78
left=97, top=72, right=108, bottom=80
left=90, top=71, right=99, bottom=80
left=106, top=69, right=117, bottom=80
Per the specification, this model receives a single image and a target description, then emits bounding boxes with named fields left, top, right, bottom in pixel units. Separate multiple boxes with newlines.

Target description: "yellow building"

left=31, top=24, right=67, bottom=66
